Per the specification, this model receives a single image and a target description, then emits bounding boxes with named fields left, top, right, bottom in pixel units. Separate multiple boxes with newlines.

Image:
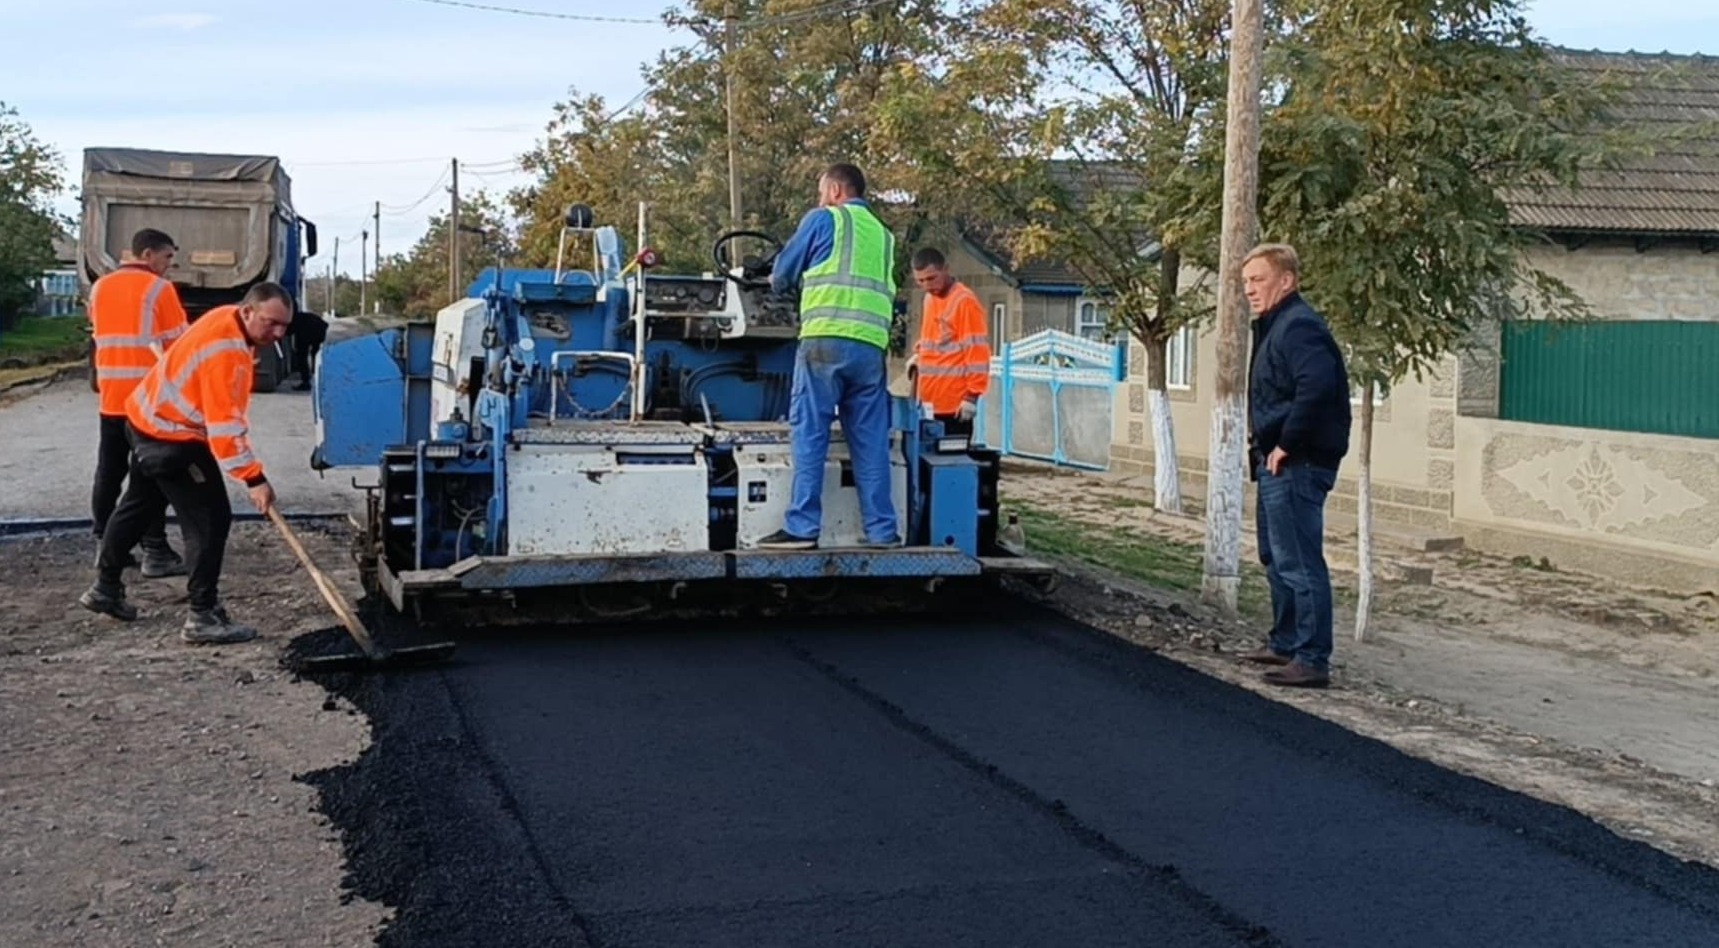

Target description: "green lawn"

left=1009, top=500, right=1274, bottom=619
left=0, top=315, right=87, bottom=363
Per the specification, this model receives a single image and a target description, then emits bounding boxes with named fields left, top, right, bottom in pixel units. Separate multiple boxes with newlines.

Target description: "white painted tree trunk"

left=1202, top=393, right=1247, bottom=616
left=1200, top=0, right=1263, bottom=620
left=1149, top=389, right=1183, bottom=515
left=1142, top=328, right=1183, bottom=517
left=1354, top=381, right=1376, bottom=643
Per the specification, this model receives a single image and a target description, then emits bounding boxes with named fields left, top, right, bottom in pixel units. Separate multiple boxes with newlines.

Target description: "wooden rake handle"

left=267, top=507, right=383, bottom=660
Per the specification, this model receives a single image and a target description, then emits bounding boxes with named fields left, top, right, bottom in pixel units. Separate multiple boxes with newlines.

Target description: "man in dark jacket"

left=287, top=308, right=329, bottom=391
left=1240, top=243, right=1350, bottom=688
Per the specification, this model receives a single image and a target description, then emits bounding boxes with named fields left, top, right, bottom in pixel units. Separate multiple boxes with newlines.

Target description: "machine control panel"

left=734, top=283, right=799, bottom=337
left=644, top=275, right=728, bottom=314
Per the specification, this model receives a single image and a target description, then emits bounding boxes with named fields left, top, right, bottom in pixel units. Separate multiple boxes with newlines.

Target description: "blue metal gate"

left=971, top=329, right=1127, bottom=470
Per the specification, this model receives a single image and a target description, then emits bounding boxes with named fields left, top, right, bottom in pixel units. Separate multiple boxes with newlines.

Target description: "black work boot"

left=140, top=544, right=187, bottom=579
left=78, top=585, right=138, bottom=621
left=181, top=605, right=258, bottom=645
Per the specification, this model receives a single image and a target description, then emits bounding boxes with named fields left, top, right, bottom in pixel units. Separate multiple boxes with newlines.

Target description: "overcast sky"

left=0, top=0, right=1713, bottom=277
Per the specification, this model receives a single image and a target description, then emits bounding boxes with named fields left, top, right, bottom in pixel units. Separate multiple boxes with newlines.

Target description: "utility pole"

left=723, top=0, right=743, bottom=228
left=331, top=236, right=341, bottom=315
left=360, top=229, right=369, bottom=318
left=1200, top=0, right=1265, bottom=617
left=373, top=201, right=382, bottom=270
left=448, top=158, right=462, bottom=303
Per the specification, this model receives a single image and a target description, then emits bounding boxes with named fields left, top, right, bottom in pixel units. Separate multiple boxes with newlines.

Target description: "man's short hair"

left=911, top=247, right=947, bottom=270
left=131, top=228, right=176, bottom=257
left=242, top=282, right=293, bottom=310
left=1243, top=242, right=1300, bottom=278
left=821, top=162, right=867, bottom=198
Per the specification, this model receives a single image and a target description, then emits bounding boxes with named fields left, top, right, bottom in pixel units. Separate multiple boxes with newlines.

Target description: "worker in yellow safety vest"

left=87, top=228, right=189, bottom=577
left=756, top=162, right=901, bottom=550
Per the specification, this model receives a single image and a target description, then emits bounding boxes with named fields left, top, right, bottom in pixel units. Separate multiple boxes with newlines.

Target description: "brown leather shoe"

left=1239, top=646, right=1293, bottom=666
left=1263, top=662, right=1330, bottom=689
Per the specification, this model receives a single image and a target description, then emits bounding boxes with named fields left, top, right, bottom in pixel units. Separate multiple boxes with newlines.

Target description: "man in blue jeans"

left=1239, top=243, right=1350, bottom=688
left=757, top=162, right=902, bottom=550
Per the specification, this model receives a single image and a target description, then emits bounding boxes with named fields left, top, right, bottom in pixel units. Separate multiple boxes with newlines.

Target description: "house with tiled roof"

left=1105, top=47, right=1719, bottom=593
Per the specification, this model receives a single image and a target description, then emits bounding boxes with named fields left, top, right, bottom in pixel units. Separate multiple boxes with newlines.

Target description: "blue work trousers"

left=1255, top=461, right=1337, bottom=672
left=785, top=337, right=899, bottom=543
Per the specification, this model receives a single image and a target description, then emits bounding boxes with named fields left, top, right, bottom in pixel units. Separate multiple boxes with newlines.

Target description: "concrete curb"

left=0, top=361, right=85, bottom=399
left=0, top=511, right=349, bottom=539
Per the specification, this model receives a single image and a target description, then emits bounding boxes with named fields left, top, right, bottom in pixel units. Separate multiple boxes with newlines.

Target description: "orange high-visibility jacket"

left=127, top=305, right=267, bottom=487
left=913, top=281, right=991, bottom=415
left=88, top=264, right=189, bottom=417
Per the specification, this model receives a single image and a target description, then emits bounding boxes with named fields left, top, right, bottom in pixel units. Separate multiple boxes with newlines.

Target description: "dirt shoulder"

left=1002, top=463, right=1719, bottom=870
left=0, top=522, right=388, bottom=947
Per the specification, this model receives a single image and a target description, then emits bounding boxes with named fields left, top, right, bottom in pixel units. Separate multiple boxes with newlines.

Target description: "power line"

left=399, top=0, right=658, bottom=24
left=291, top=156, right=451, bottom=168
left=380, top=165, right=453, bottom=215
left=603, top=85, right=653, bottom=123
left=400, top=0, right=905, bottom=31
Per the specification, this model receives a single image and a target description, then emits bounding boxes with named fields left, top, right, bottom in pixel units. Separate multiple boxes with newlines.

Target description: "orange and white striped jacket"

left=88, top=265, right=188, bottom=417
left=126, top=305, right=267, bottom=486
left=913, top=281, right=992, bottom=416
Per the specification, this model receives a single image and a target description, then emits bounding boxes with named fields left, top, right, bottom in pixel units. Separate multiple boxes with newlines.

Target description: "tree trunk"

left=1354, top=380, right=1376, bottom=643
left=1147, top=250, right=1185, bottom=515
left=1201, top=0, right=1265, bottom=617
left=1142, top=341, right=1183, bottom=521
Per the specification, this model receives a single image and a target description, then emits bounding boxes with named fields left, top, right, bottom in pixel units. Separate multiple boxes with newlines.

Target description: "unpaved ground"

left=1002, top=464, right=1719, bottom=868
left=0, top=523, right=389, bottom=947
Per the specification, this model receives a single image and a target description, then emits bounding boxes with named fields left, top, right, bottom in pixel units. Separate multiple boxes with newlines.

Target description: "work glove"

left=956, top=399, right=978, bottom=422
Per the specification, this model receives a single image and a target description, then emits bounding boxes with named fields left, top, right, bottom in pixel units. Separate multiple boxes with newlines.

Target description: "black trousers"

left=97, top=426, right=233, bottom=611
left=92, top=415, right=169, bottom=549
left=291, top=336, right=321, bottom=383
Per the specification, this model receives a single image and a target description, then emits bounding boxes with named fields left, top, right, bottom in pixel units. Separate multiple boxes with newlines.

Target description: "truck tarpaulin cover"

left=83, top=148, right=285, bottom=184
left=80, top=147, right=293, bottom=291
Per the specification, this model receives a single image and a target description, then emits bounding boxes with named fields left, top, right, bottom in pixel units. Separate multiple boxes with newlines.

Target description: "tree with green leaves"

left=511, top=0, right=945, bottom=278
left=1251, top=0, right=1621, bottom=639
left=0, top=103, right=67, bottom=329
left=876, top=0, right=1235, bottom=514
left=372, top=191, right=517, bottom=319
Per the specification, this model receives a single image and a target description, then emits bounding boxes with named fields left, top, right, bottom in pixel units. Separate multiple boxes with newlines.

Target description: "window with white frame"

left=1350, top=383, right=1387, bottom=406
left=990, top=302, right=1007, bottom=347
left=1165, top=325, right=1195, bottom=390
left=1075, top=297, right=1112, bottom=342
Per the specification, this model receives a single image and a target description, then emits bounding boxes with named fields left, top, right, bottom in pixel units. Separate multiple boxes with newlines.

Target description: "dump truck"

left=78, top=147, right=319, bottom=392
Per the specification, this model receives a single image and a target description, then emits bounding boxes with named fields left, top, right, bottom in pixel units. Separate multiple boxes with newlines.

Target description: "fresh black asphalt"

left=299, top=603, right=1719, bottom=947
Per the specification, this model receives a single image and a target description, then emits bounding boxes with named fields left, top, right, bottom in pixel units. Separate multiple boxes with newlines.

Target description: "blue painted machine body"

left=310, top=216, right=1031, bottom=614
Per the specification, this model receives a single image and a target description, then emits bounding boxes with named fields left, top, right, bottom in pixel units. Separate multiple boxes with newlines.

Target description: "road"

left=306, top=607, right=1719, bottom=948
left=0, top=379, right=361, bottom=523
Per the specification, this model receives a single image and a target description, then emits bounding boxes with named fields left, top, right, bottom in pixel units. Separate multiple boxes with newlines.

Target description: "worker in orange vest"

left=906, top=247, right=991, bottom=435
left=78, top=282, right=293, bottom=645
left=88, top=228, right=189, bottom=577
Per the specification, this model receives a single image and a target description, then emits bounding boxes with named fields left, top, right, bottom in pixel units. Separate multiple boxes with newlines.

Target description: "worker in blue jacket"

left=756, top=162, right=901, bottom=550
left=1239, top=242, right=1351, bottom=689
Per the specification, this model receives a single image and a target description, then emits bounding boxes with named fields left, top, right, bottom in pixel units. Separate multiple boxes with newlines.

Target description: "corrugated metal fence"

left=1500, top=320, right=1719, bottom=439
left=971, top=329, right=1127, bottom=470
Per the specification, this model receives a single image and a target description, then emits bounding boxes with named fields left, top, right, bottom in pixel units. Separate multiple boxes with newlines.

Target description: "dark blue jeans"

left=1255, top=461, right=1337, bottom=672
